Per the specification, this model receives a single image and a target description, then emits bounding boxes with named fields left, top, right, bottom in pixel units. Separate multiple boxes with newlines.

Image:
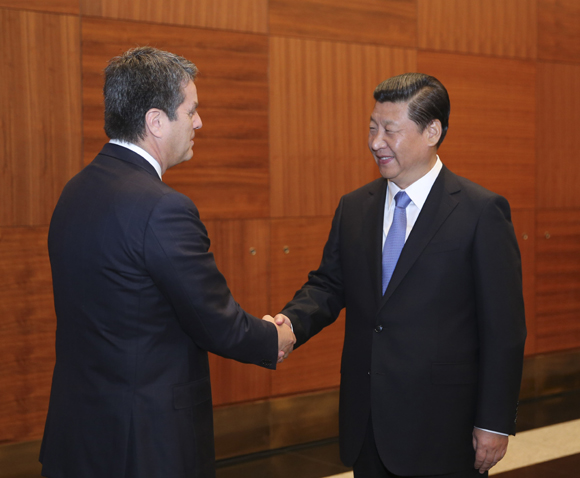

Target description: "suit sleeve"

left=472, top=195, right=527, bottom=435
left=281, top=198, right=346, bottom=347
left=143, top=192, right=279, bottom=369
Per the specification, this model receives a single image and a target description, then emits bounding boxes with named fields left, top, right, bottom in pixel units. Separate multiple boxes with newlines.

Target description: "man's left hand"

left=473, top=427, right=508, bottom=474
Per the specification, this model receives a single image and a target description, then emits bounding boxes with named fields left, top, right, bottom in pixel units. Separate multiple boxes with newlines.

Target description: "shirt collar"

left=387, top=156, right=443, bottom=209
left=109, top=139, right=163, bottom=180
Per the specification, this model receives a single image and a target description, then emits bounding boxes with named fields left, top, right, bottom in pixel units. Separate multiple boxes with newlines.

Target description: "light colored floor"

left=490, top=418, right=580, bottom=474
left=324, top=418, right=580, bottom=477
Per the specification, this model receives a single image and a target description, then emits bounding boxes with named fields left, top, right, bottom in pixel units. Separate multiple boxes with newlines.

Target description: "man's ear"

left=424, top=119, right=442, bottom=147
left=144, top=108, right=165, bottom=138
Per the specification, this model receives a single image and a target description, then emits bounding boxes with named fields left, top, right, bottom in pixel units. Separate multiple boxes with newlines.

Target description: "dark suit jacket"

left=40, top=144, right=278, bottom=478
left=281, top=166, right=527, bottom=476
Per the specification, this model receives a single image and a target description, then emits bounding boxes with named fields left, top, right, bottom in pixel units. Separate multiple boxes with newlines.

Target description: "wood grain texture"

left=417, top=51, right=536, bottom=209
left=269, top=390, right=339, bottom=449
left=269, top=0, right=416, bottom=48
left=511, top=209, right=536, bottom=355
left=270, top=37, right=415, bottom=218
left=536, top=209, right=580, bottom=353
left=418, top=0, right=537, bottom=59
left=82, top=17, right=269, bottom=220
left=0, top=227, right=55, bottom=443
left=270, top=217, right=344, bottom=396
left=0, top=0, right=78, bottom=14
left=204, top=219, right=272, bottom=406
left=537, top=62, right=580, bottom=208
left=0, top=9, right=82, bottom=226
left=538, top=0, right=580, bottom=63
left=81, top=0, right=267, bottom=34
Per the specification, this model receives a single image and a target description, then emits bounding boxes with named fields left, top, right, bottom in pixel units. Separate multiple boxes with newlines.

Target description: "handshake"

left=262, top=314, right=295, bottom=364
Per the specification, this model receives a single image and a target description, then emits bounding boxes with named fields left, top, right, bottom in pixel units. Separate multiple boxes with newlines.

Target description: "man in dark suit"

left=40, top=46, right=295, bottom=478
left=275, top=73, right=526, bottom=477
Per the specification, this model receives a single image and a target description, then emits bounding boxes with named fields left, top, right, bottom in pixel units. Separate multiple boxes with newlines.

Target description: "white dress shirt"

left=382, top=157, right=442, bottom=248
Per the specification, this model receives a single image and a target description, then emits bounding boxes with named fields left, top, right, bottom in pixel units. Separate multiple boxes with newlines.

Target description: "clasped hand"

left=262, top=314, right=295, bottom=364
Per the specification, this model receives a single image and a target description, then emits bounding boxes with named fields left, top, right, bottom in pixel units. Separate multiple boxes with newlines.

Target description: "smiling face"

left=164, top=80, right=202, bottom=170
left=368, top=100, right=439, bottom=189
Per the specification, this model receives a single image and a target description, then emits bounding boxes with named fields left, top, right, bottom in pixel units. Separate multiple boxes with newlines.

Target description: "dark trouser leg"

left=352, top=418, right=488, bottom=478
left=353, top=418, right=398, bottom=478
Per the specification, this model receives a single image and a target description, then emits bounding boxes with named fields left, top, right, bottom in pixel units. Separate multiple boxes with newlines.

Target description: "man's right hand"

left=262, top=315, right=295, bottom=363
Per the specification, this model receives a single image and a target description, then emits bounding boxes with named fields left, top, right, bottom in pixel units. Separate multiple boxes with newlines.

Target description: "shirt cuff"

left=474, top=427, right=508, bottom=437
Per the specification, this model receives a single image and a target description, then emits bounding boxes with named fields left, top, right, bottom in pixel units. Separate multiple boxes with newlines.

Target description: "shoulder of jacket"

left=444, top=168, right=505, bottom=204
left=342, top=177, right=386, bottom=202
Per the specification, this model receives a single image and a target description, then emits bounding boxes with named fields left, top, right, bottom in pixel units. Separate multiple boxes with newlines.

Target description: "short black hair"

left=104, top=46, right=198, bottom=143
left=374, top=73, right=450, bottom=148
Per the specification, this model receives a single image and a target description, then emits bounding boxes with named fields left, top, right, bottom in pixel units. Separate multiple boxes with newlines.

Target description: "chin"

left=378, top=166, right=397, bottom=180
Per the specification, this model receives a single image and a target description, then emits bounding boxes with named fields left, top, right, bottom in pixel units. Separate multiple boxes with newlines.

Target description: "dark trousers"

left=353, top=419, right=488, bottom=478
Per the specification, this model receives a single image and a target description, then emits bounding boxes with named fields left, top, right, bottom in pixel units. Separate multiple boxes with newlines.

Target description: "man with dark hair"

left=275, top=73, right=526, bottom=477
left=40, top=46, right=295, bottom=478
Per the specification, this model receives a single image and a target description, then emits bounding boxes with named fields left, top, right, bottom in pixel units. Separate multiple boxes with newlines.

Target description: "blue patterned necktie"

left=382, top=191, right=412, bottom=295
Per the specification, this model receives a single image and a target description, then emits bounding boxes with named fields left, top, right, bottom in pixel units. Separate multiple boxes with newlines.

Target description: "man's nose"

left=194, top=114, right=202, bottom=129
left=371, top=133, right=385, bottom=151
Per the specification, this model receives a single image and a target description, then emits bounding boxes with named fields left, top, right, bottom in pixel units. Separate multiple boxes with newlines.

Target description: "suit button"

left=374, top=325, right=383, bottom=333
left=367, top=371, right=371, bottom=375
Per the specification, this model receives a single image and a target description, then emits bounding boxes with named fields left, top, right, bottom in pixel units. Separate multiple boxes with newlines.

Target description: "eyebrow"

left=369, top=116, right=397, bottom=126
left=188, top=102, right=199, bottom=114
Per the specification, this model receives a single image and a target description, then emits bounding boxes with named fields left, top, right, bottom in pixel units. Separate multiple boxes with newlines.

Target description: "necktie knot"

left=394, top=191, right=411, bottom=209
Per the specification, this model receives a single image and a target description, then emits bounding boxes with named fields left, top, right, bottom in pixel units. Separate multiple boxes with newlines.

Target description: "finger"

left=274, top=314, right=290, bottom=326
left=473, top=448, right=487, bottom=470
left=479, top=454, right=496, bottom=473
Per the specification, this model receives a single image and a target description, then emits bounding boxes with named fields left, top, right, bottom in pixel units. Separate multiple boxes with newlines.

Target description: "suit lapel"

left=379, top=166, right=460, bottom=311
left=363, top=179, right=388, bottom=307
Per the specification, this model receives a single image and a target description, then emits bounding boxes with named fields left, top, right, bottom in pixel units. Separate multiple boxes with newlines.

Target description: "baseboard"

left=520, top=348, right=580, bottom=400
left=213, top=389, right=339, bottom=459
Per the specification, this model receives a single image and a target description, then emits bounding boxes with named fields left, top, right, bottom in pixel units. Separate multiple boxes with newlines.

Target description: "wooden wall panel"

left=204, top=219, right=272, bottom=406
left=81, top=0, right=267, bottom=34
left=270, top=37, right=415, bottom=218
left=511, top=209, right=536, bottom=355
left=82, top=17, right=269, bottom=219
left=0, top=9, right=82, bottom=226
left=418, top=0, right=536, bottom=59
left=0, top=227, right=55, bottom=443
left=417, top=51, right=535, bottom=209
left=270, top=217, right=344, bottom=396
left=537, top=62, right=580, bottom=208
left=0, top=0, right=78, bottom=14
left=538, top=0, right=580, bottom=63
left=536, top=210, right=580, bottom=353
left=269, top=0, right=416, bottom=48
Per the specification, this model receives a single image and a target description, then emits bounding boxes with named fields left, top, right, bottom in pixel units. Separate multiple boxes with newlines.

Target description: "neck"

left=135, top=137, right=165, bottom=174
